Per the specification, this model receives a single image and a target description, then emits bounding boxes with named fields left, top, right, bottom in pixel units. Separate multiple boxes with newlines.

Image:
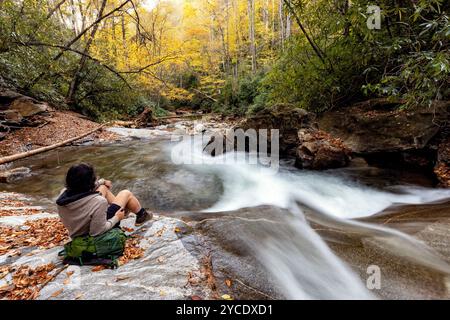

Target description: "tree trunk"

left=248, top=0, right=257, bottom=73
left=69, top=0, right=78, bottom=35
left=233, top=0, right=240, bottom=82
left=66, top=0, right=107, bottom=106
left=122, top=13, right=129, bottom=64
left=285, top=0, right=291, bottom=38
left=279, top=0, right=285, bottom=48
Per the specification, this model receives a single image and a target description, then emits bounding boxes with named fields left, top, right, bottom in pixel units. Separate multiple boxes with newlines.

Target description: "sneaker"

left=135, top=210, right=153, bottom=226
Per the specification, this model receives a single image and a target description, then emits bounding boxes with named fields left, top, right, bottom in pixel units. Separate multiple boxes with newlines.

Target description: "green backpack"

left=61, top=228, right=127, bottom=268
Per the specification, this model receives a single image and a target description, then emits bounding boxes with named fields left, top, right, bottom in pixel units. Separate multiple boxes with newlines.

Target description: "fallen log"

left=0, top=125, right=105, bottom=165
left=157, top=114, right=201, bottom=120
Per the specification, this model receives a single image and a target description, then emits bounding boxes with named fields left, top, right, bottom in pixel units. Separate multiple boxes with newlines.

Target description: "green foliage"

left=216, top=72, right=267, bottom=115
left=0, top=0, right=165, bottom=121
left=261, top=0, right=449, bottom=112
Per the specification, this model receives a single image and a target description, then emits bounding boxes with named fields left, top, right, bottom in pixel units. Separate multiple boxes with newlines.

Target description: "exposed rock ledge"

left=319, top=100, right=450, bottom=185
left=204, top=104, right=351, bottom=170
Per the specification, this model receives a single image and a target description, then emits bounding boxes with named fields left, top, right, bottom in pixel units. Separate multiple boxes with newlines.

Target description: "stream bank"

left=2, top=120, right=450, bottom=299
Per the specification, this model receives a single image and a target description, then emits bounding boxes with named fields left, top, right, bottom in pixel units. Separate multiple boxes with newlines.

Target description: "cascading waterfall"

left=169, top=134, right=450, bottom=299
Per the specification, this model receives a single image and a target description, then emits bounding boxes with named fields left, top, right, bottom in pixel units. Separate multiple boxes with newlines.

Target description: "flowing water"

left=3, top=127, right=450, bottom=299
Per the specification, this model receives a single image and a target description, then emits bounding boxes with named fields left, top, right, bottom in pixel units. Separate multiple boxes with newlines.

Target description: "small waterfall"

left=169, top=134, right=450, bottom=299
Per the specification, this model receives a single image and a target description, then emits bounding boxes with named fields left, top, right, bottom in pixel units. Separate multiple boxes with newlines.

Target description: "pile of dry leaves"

left=91, top=235, right=145, bottom=272
left=0, top=263, right=56, bottom=300
left=118, top=235, right=145, bottom=266
left=0, top=207, right=41, bottom=217
left=0, top=218, right=69, bottom=256
left=0, top=198, right=26, bottom=208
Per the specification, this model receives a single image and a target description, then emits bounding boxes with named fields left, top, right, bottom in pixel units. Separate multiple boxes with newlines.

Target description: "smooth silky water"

left=3, top=136, right=450, bottom=299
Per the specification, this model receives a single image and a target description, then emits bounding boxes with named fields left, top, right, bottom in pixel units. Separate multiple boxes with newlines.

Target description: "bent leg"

left=112, top=190, right=142, bottom=214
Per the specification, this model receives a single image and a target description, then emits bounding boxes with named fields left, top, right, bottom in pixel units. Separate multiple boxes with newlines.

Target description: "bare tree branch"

left=282, top=0, right=327, bottom=65
left=119, top=56, right=178, bottom=74
left=26, top=0, right=132, bottom=89
left=46, top=0, right=68, bottom=19
left=17, top=41, right=132, bottom=88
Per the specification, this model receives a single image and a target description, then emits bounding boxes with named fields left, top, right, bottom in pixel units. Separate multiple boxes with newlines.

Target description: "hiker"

left=56, top=163, right=152, bottom=238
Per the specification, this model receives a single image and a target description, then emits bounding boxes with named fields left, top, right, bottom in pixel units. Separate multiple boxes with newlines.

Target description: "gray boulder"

left=10, top=96, right=49, bottom=117
left=0, top=167, right=31, bottom=183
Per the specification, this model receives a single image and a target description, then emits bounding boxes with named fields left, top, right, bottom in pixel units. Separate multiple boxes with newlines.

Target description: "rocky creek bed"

left=2, top=119, right=450, bottom=300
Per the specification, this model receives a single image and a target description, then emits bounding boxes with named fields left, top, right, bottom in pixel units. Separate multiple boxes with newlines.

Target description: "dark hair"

left=65, top=163, right=96, bottom=194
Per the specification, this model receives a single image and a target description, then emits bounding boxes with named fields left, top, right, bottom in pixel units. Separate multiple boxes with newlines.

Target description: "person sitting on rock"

left=56, top=163, right=152, bottom=238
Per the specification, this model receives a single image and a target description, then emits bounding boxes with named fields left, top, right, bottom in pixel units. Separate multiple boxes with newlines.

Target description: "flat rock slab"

left=9, top=216, right=213, bottom=300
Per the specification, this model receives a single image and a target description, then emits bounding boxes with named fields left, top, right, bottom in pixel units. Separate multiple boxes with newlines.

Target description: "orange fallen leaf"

left=50, top=289, right=63, bottom=298
left=225, top=279, right=232, bottom=287
left=66, top=271, right=74, bottom=277
left=91, top=265, right=106, bottom=272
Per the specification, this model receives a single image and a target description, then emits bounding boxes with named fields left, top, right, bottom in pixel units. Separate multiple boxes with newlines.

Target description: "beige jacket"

left=56, top=190, right=119, bottom=238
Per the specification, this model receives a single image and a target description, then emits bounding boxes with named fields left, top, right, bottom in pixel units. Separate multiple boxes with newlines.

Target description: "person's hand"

left=115, top=208, right=126, bottom=221
left=103, top=180, right=112, bottom=189
left=104, top=180, right=112, bottom=189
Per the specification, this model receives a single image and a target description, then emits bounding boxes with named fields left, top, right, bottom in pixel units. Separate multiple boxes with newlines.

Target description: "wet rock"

left=204, top=104, right=316, bottom=157
left=236, top=104, right=316, bottom=156
left=0, top=90, right=22, bottom=108
left=186, top=207, right=289, bottom=299
left=0, top=167, right=31, bottom=183
left=319, top=100, right=450, bottom=172
left=1, top=110, right=23, bottom=124
left=319, top=101, right=450, bottom=154
left=295, top=128, right=351, bottom=170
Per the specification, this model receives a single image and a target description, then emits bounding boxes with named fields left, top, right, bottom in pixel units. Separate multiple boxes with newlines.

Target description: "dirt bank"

left=0, top=111, right=119, bottom=158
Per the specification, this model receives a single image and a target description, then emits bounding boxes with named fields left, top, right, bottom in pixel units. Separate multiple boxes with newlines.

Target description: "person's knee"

left=118, top=189, right=132, bottom=198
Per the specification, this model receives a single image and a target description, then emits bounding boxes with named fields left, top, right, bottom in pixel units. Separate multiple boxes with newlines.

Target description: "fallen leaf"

left=191, top=295, right=202, bottom=300
left=225, top=279, right=232, bottom=287
left=66, top=271, right=74, bottom=277
left=122, top=227, right=134, bottom=233
left=63, top=278, right=70, bottom=285
left=221, top=294, right=233, bottom=300
left=0, top=266, right=10, bottom=280
left=187, top=271, right=199, bottom=286
left=174, top=227, right=181, bottom=233
left=91, top=265, right=106, bottom=272
left=50, top=289, right=63, bottom=298
left=7, top=249, right=21, bottom=257
left=75, top=293, right=84, bottom=300
left=115, top=276, right=130, bottom=282
left=160, top=290, right=166, bottom=296
left=155, top=227, right=166, bottom=237
left=157, top=256, right=165, bottom=264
